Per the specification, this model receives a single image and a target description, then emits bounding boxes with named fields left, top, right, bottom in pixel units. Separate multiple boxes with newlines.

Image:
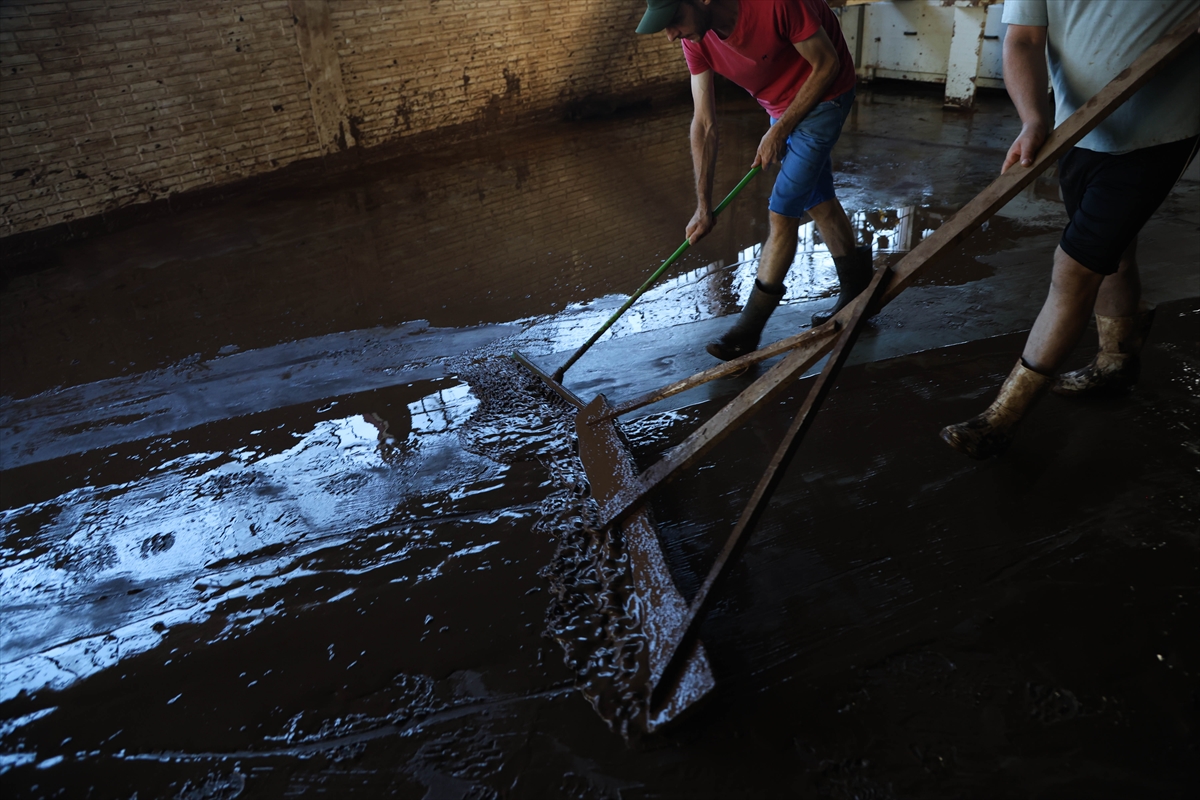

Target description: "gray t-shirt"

left=1002, top=0, right=1200, bottom=153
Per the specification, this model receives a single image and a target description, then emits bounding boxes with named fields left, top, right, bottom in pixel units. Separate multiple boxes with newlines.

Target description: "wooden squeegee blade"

left=574, top=394, right=715, bottom=732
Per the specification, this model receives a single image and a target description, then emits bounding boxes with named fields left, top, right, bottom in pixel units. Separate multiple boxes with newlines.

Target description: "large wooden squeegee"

left=519, top=12, right=1200, bottom=733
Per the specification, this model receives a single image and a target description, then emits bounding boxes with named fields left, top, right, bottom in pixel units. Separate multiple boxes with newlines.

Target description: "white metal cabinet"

left=838, top=1, right=1007, bottom=109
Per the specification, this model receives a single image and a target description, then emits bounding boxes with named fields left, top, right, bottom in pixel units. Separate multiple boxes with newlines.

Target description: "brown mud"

left=2, top=85, right=1199, bottom=798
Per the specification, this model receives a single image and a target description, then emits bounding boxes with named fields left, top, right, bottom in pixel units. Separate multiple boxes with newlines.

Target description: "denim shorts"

left=768, top=87, right=856, bottom=219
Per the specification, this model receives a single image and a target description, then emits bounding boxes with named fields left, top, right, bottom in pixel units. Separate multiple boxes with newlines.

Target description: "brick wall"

left=0, top=1, right=321, bottom=239
left=329, top=1, right=682, bottom=146
left=0, top=1, right=686, bottom=242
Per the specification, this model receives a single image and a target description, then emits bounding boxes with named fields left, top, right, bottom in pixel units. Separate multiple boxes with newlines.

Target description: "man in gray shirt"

left=941, top=0, right=1200, bottom=459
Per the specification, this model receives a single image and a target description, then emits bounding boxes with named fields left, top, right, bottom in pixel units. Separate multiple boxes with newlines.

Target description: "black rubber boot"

left=706, top=280, right=785, bottom=361
left=812, top=245, right=873, bottom=326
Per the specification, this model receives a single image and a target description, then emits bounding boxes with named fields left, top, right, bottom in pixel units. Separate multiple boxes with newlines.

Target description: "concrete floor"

left=1, top=84, right=1198, bottom=798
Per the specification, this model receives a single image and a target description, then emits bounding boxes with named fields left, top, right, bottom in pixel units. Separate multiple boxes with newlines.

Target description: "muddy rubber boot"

left=1053, top=307, right=1155, bottom=396
left=940, top=360, right=1052, bottom=459
left=812, top=245, right=874, bottom=326
left=706, top=280, right=785, bottom=361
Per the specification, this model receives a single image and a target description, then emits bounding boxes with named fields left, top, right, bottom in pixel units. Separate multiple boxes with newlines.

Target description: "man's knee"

left=805, top=197, right=843, bottom=222
left=768, top=210, right=800, bottom=241
left=1050, top=246, right=1106, bottom=297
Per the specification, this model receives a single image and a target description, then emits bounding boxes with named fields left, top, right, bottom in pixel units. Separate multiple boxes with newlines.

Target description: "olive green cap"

left=636, top=0, right=681, bottom=34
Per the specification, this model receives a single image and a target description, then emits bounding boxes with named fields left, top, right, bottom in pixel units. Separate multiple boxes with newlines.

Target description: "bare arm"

left=754, top=26, right=842, bottom=168
left=687, top=69, right=718, bottom=244
left=1001, top=24, right=1051, bottom=173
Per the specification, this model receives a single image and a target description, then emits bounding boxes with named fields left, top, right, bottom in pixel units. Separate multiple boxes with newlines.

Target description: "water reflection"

left=591, top=205, right=940, bottom=337
left=727, top=206, right=946, bottom=307
left=0, top=382, right=489, bottom=704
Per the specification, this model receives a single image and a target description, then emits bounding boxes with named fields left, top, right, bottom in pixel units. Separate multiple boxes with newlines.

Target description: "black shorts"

left=1058, top=135, right=1199, bottom=275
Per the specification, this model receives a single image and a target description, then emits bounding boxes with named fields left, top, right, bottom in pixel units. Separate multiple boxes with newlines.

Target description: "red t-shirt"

left=682, top=0, right=856, bottom=119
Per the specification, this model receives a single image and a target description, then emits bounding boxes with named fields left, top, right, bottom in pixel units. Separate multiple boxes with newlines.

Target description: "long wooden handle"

left=647, top=265, right=893, bottom=711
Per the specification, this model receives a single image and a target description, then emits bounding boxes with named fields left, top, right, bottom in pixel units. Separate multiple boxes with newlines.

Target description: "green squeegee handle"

left=550, top=165, right=762, bottom=382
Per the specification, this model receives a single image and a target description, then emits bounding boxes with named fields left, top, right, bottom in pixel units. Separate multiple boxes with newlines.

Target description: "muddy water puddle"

left=4, top=303, right=1197, bottom=797
left=1, top=365, right=581, bottom=795
left=3, top=83, right=1198, bottom=797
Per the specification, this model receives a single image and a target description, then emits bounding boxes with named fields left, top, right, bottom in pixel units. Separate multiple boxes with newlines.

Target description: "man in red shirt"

left=637, top=0, right=870, bottom=360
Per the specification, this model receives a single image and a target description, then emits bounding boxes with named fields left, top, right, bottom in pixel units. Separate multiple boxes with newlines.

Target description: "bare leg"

left=943, top=245, right=1132, bottom=458
left=1054, top=236, right=1153, bottom=396
left=755, top=200, right=855, bottom=287
left=1093, top=237, right=1140, bottom=317
left=809, top=197, right=869, bottom=325
left=1021, top=245, right=1105, bottom=374
left=755, top=210, right=801, bottom=287
left=806, top=197, right=855, bottom=259
left=707, top=210, right=800, bottom=360
left=710, top=200, right=859, bottom=361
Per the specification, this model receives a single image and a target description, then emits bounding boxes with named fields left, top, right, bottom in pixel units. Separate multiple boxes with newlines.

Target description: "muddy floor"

left=2, top=85, right=1198, bottom=798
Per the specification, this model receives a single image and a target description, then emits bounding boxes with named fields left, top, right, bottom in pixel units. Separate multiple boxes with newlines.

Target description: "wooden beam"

left=649, top=264, right=893, bottom=712
left=596, top=319, right=842, bottom=422
left=597, top=321, right=842, bottom=527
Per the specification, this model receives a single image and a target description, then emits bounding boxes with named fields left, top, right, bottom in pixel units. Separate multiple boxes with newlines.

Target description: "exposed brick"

left=0, top=0, right=685, bottom=239
left=55, top=183, right=100, bottom=202
left=1, top=135, right=41, bottom=154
